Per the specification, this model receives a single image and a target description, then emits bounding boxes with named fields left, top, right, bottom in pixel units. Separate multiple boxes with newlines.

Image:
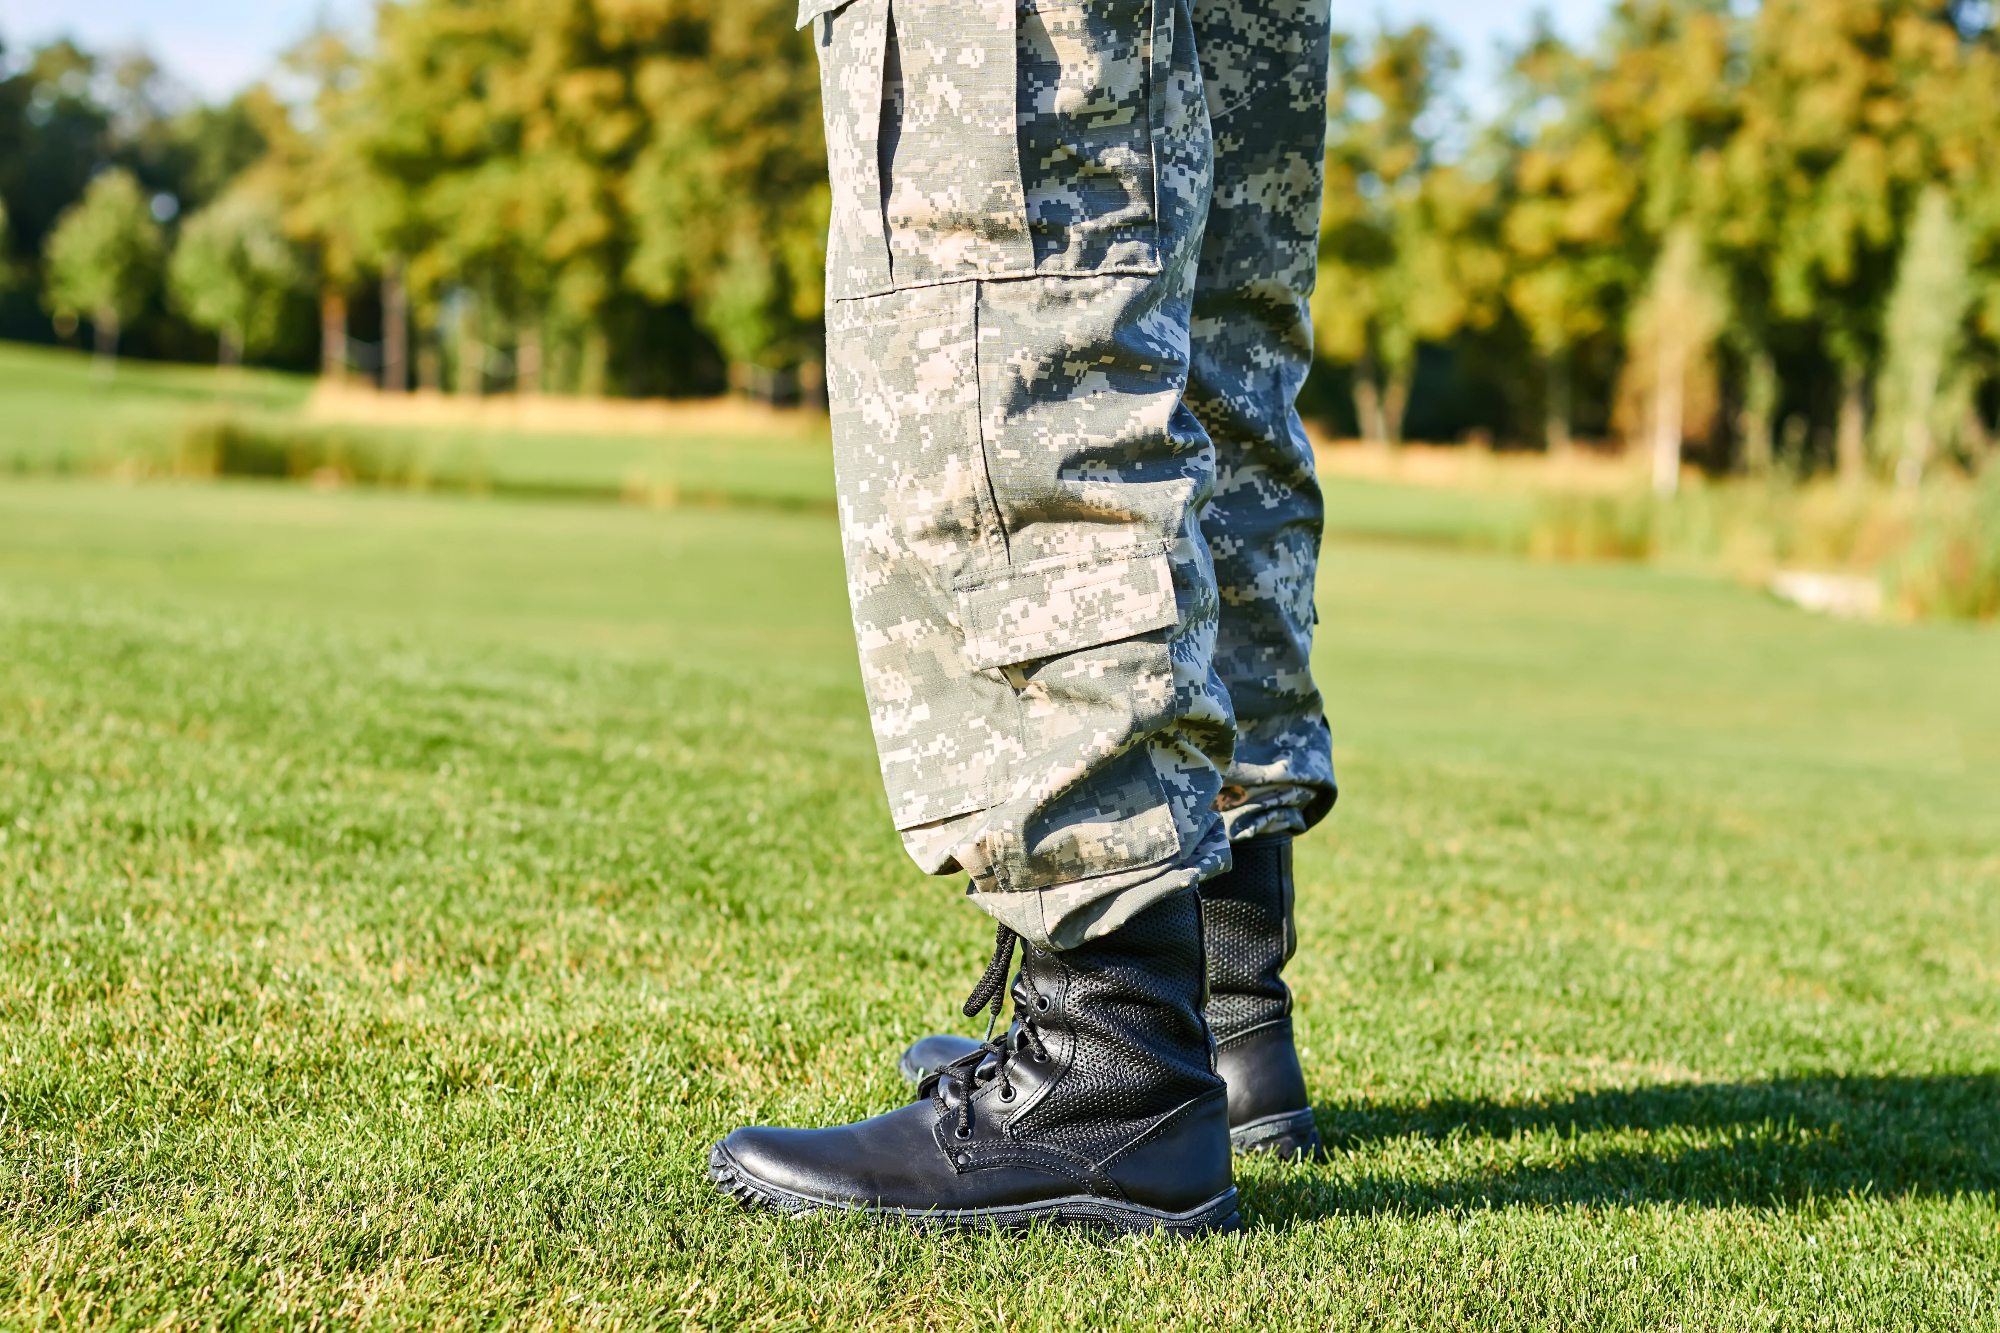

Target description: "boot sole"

left=708, top=1141, right=1242, bottom=1238
left=1228, top=1108, right=1324, bottom=1162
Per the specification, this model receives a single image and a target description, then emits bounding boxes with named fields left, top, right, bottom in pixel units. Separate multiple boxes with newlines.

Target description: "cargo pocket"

left=811, top=0, right=1178, bottom=295
left=956, top=543, right=1178, bottom=671
left=876, top=0, right=1037, bottom=288
left=1014, top=0, right=1168, bottom=273
left=803, top=0, right=894, bottom=299
left=952, top=543, right=1186, bottom=894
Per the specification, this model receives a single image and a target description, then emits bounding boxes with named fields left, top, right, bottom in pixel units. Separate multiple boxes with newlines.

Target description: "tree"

left=623, top=0, right=828, bottom=387
left=1721, top=0, right=1976, bottom=483
left=168, top=187, right=309, bottom=366
left=0, top=41, right=112, bottom=281
left=1498, top=28, right=1639, bottom=452
left=260, top=31, right=388, bottom=384
left=1620, top=222, right=1726, bottom=494
left=341, top=0, right=644, bottom=395
left=165, top=93, right=274, bottom=217
left=1315, top=25, right=1505, bottom=447
left=1874, top=187, right=1973, bottom=486
left=42, top=168, right=163, bottom=374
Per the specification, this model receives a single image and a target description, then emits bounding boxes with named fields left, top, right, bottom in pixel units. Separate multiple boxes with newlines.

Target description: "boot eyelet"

left=1035, top=997, right=1051, bottom=1013
left=955, top=1126, right=971, bottom=1139
left=999, top=1087, right=1015, bottom=1103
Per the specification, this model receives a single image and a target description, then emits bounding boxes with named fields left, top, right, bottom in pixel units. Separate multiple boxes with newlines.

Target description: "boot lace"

left=940, top=922, right=1051, bottom=1140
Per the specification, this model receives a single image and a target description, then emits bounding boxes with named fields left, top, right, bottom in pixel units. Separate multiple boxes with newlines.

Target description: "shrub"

left=1528, top=491, right=1657, bottom=560
left=1522, top=468, right=2000, bottom=621
left=1886, top=469, right=2000, bottom=619
left=173, top=416, right=414, bottom=486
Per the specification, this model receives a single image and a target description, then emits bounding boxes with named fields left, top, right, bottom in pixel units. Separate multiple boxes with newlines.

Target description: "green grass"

left=2, top=472, right=1998, bottom=1329
left=0, top=342, right=311, bottom=470
left=0, top=340, right=1526, bottom=543
left=0, top=341, right=839, bottom=512
left=1320, top=473, right=1534, bottom=550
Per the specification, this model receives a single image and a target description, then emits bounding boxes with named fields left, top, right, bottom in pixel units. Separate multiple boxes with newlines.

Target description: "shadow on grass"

left=1248, top=1075, right=2000, bottom=1219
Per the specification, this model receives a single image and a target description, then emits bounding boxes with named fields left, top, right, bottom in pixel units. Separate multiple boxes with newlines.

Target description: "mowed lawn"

left=1, top=477, right=1996, bottom=1330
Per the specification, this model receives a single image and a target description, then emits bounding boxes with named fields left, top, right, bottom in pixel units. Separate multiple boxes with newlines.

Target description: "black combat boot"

left=1198, top=836, right=1322, bottom=1160
left=710, top=892, right=1239, bottom=1235
left=902, top=840, right=1323, bottom=1161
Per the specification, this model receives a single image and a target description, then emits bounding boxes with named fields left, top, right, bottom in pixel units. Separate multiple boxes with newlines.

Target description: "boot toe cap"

left=717, top=1124, right=861, bottom=1205
left=715, top=1103, right=952, bottom=1210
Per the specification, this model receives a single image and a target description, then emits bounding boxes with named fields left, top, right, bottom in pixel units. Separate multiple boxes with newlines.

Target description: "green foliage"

left=623, top=0, right=829, bottom=368
left=253, top=0, right=827, bottom=388
left=1521, top=466, right=2000, bottom=621
left=12, top=0, right=2000, bottom=423
left=167, top=189, right=310, bottom=364
left=0, top=478, right=1995, bottom=1326
left=1884, top=466, right=2000, bottom=617
left=41, top=168, right=163, bottom=340
left=0, top=43, right=309, bottom=363
left=1528, top=490, right=1659, bottom=560
left=164, top=94, right=274, bottom=215
left=1310, top=0, right=2000, bottom=461
left=0, top=41, right=112, bottom=273
left=1315, top=25, right=1504, bottom=446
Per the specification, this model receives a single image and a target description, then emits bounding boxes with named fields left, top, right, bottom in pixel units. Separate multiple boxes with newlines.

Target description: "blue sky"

left=1, top=0, right=1610, bottom=106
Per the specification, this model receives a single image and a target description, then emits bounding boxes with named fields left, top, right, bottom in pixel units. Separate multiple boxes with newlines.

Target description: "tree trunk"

left=1651, top=327, right=1686, bottom=497
left=456, top=295, right=482, bottom=398
left=1898, top=356, right=1941, bottom=491
left=1353, top=353, right=1387, bottom=447
left=1963, top=403, right=1992, bottom=466
left=1739, top=347, right=1776, bottom=477
left=381, top=260, right=408, bottom=394
left=320, top=291, right=347, bottom=383
left=1835, top=363, right=1867, bottom=488
left=91, top=307, right=120, bottom=380
left=517, top=321, right=543, bottom=397
left=218, top=328, right=243, bottom=370
left=417, top=328, right=442, bottom=393
left=1898, top=410, right=1933, bottom=490
left=799, top=359, right=827, bottom=414
left=1382, top=364, right=1412, bottom=450
left=580, top=328, right=608, bottom=399
left=1545, top=350, right=1572, bottom=456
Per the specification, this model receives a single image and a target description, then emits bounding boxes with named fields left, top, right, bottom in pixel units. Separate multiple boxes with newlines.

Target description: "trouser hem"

left=1216, top=781, right=1335, bottom=842
left=965, top=816, right=1231, bottom=952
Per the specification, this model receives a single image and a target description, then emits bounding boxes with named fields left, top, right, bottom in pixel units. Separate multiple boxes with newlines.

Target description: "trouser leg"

left=813, top=0, right=1232, bottom=951
left=1187, top=0, right=1336, bottom=840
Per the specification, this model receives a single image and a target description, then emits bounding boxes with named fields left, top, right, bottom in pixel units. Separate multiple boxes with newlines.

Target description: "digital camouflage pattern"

left=801, top=0, right=1334, bottom=949
left=1188, top=0, right=1338, bottom=842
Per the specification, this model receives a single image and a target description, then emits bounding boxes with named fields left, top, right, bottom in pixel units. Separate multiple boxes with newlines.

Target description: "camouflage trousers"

left=801, top=0, right=1336, bottom=949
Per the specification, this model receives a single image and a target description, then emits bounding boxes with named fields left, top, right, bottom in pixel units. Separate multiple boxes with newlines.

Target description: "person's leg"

left=1191, top=0, right=1334, bottom=843
left=896, top=0, right=1337, bottom=1162
left=1185, top=0, right=1335, bottom=1160
left=713, top=0, right=1239, bottom=1232
left=823, top=0, right=1235, bottom=956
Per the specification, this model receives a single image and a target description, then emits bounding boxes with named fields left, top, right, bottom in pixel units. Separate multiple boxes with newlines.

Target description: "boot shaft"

left=1006, top=889, right=1223, bottom=1164
left=1199, top=837, right=1296, bottom=1045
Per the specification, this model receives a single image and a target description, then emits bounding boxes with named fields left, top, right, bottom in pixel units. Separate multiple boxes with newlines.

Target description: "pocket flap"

left=796, top=0, right=858, bottom=28
left=957, top=547, right=1179, bottom=671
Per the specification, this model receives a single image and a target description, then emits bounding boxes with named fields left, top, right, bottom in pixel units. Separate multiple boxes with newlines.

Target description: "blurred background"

left=1, top=0, right=1998, bottom=616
